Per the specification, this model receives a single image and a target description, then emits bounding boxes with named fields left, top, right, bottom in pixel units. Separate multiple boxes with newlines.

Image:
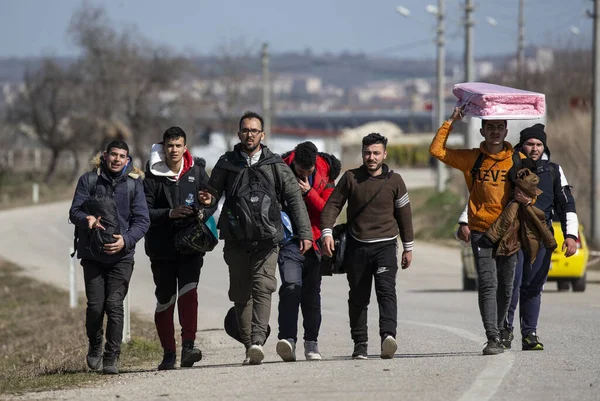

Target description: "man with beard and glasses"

left=430, top=107, right=531, bottom=355
left=320, top=133, right=414, bottom=360
left=69, top=140, right=150, bottom=374
left=208, top=111, right=312, bottom=365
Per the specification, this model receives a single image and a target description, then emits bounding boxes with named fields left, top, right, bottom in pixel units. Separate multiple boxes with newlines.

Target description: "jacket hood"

left=478, top=141, right=515, bottom=161
left=90, top=153, right=143, bottom=179
left=281, top=150, right=342, bottom=181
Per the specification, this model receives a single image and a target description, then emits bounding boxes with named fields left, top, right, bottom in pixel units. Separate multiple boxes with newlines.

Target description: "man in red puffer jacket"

left=275, top=141, right=341, bottom=362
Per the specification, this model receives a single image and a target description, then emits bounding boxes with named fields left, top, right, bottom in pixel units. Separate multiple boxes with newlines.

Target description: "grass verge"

left=410, top=187, right=465, bottom=246
left=0, top=260, right=162, bottom=395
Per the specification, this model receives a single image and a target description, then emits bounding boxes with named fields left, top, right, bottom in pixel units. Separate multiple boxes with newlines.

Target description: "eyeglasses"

left=240, top=128, right=263, bottom=135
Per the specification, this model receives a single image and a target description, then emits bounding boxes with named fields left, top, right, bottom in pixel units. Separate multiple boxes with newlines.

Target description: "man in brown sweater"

left=320, top=133, right=414, bottom=360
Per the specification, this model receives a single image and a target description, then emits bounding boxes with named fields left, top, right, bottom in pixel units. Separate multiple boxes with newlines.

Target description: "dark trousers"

left=151, top=253, right=204, bottom=352
left=277, top=242, right=322, bottom=343
left=471, top=231, right=517, bottom=339
left=345, top=237, right=398, bottom=344
left=82, top=258, right=134, bottom=356
left=223, top=241, right=278, bottom=348
left=505, top=247, right=551, bottom=336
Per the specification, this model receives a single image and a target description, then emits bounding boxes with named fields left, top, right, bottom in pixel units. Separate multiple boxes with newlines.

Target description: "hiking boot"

left=380, top=335, right=398, bottom=359
left=522, top=332, right=544, bottom=351
left=247, top=344, right=264, bottom=365
left=181, top=342, right=202, bottom=367
left=157, top=350, right=177, bottom=371
left=102, top=353, right=119, bottom=375
left=304, top=341, right=322, bottom=361
left=86, top=343, right=103, bottom=371
left=276, top=339, right=296, bottom=362
left=500, top=328, right=514, bottom=349
left=482, top=337, right=505, bottom=355
left=352, top=342, right=368, bottom=360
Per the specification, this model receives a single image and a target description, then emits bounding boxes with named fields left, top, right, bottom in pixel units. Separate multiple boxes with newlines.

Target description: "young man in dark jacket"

left=208, top=111, right=312, bottom=365
left=69, top=140, right=150, bottom=375
left=143, top=126, right=217, bottom=370
left=320, top=133, right=414, bottom=360
left=275, top=141, right=341, bottom=362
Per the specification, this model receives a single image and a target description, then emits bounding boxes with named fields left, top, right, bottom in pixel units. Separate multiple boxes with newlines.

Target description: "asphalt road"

left=1, top=187, right=599, bottom=400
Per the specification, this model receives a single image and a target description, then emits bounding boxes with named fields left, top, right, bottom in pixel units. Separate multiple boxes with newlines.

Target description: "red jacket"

left=282, top=151, right=341, bottom=247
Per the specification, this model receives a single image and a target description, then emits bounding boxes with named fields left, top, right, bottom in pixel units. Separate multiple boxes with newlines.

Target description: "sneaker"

left=522, top=332, right=544, bottom=351
left=247, top=344, right=264, bottom=365
left=86, top=343, right=103, bottom=371
left=276, top=339, right=296, bottom=362
left=352, top=342, right=368, bottom=360
left=242, top=356, right=251, bottom=365
left=157, top=350, right=177, bottom=371
left=304, top=341, right=322, bottom=361
left=102, top=353, right=119, bottom=375
left=500, top=328, right=514, bottom=349
left=380, top=335, right=397, bottom=359
left=181, top=342, right=203, bottom=367
left=482, top=337, right=505, bottom=355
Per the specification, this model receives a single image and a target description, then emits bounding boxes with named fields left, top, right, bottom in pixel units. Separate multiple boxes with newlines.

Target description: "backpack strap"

left=469, top=152, right=485, bottom=189
left=507, top=151, right=523, bottom=184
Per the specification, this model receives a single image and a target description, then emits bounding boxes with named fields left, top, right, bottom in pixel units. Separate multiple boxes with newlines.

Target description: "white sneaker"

left=276, top=339, right=296, bottom=362
left=304, top=341, right=322, bottom=361
left=247, top=344, right=264, bottom=365
left=381, top=335, right=397, bottom=359
left=242, top=356, right=251, bottom=365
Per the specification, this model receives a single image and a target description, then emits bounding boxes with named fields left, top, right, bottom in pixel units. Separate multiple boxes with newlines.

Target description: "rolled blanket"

left=453, top=82, right=545, bottom=120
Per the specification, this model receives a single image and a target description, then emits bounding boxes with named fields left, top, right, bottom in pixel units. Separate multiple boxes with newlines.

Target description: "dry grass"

left=0, top=260, right=162, bottom=395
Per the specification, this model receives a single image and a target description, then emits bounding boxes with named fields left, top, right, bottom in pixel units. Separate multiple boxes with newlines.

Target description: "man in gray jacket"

left=209, top=111, right=312, bottom=365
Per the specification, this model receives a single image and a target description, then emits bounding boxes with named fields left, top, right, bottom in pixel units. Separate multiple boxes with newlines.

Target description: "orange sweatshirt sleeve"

left=429, top=121, right=479, bottom=174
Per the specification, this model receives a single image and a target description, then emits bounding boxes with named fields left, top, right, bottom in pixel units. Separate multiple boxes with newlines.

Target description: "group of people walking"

left=69, top=106, right=577, bottom=375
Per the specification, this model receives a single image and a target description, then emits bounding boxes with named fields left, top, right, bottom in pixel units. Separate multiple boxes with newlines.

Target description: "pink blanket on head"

left=453, top=82, right=545, bottom=119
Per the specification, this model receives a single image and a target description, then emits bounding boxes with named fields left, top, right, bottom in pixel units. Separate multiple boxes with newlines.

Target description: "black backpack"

left=226, top=163, right=283, bottom=243
left=71, top=172, right=135, bottom=257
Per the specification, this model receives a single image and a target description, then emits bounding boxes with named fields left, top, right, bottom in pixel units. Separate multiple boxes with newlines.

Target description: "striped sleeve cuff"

left=321, top=228, right=333, bottom=238
left=395, top=193, right=410, bottom=208
left=402, top=241, right=414, bottom=252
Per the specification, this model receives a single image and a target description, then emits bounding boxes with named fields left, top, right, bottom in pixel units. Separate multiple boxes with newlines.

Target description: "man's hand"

left=514, top=187, right=533, bottom=205
left=321, top=236, right=335, bottom=257
left=87, top=216, right=105, bottom=230
left=562, top=237, right=577, bottom=257
left=297, top=176, right=311, bottom=195
left=198, top=190, right=213, bottom=206
left=299, top=239, right=313, bottom=254
left=169, top=205, right=194, bottom=219
left=104, top=234, right=125, bottom=255
left=456, top=224, right=471, bottom=243
left=449, top=106, right=464, bottom=124
left=401, top=250, right=412, bottom=269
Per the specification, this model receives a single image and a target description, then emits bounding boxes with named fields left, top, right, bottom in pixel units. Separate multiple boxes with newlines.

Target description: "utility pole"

left=261, top=43, right=272, bottom=138
left=435, top=0, right=447, bottom=192
left=591, top=0, right=600, bottom=248
left=517, top=0, right=525, bottom=84
left=464, top=0, right=479, bottom=150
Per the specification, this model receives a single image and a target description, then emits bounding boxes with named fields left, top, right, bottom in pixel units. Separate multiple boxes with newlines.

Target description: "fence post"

left=69, top=247, right=77, bottom=309
left=32, top=183, right=39, bottom=204
left=122, top=294, right=131, bottom=343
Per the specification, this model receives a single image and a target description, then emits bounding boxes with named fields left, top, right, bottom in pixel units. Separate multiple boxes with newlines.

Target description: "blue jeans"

left=277, top=241, right=322, bottom=342
left=505, top=247, right=551, bottom=336
left=470, top=231, right=517, bottom=340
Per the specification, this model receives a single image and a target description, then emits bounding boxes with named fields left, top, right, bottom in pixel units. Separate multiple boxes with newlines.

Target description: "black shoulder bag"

left=319, top=173, right=390, bottom=275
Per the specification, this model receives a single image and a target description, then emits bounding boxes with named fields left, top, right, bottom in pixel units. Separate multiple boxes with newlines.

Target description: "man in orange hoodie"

left=430, top=107, right=530, bottom=355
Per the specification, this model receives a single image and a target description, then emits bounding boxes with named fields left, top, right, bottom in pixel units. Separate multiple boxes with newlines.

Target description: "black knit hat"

left=519, top=124, right=547, bottom=148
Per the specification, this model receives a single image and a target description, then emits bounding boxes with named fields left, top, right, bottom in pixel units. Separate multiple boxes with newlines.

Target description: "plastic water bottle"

left=185, top=193, right=195, bottom=207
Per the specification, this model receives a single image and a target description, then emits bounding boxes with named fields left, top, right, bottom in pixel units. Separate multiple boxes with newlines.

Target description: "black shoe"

left=500, top=328, right=514, bottom=349
left=522, top=332, right=544, bottom=351
left=86, top=343, right=103, bottom=371
left=102, top=353, right=119, bottom=375
left=158, top=350, right=177, bottom=370
left=482, top=337, right=505, bottom=355
left=181, top=342, right=203, bottom=367
left=352, top=342, right=368, bottom=360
